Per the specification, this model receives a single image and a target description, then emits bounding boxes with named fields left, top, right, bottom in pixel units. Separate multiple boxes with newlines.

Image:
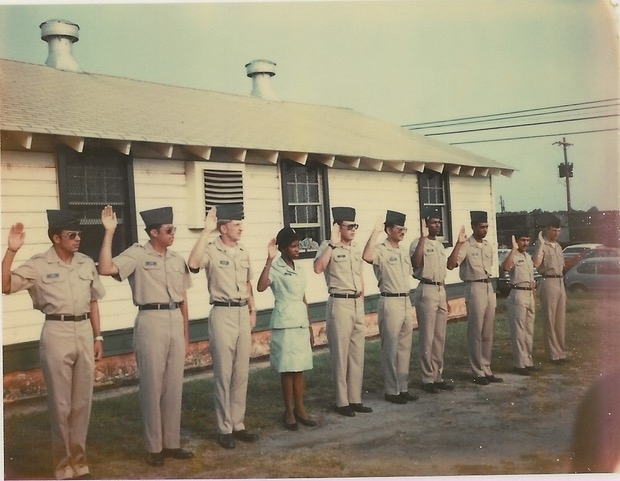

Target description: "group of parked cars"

left=496, top=243, right=620, bottom=295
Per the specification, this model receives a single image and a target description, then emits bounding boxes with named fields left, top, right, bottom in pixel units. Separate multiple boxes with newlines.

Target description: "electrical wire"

left=449, top=127, right=618, bottom=145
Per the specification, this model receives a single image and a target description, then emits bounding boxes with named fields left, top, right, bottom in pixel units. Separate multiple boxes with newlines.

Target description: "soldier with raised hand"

left=187, top=204, right=259, bottom=449
left=314, top=206, right=372, bottom=417
left=410, top=207, right=455, bottom=394
left=447, top=211, right=503, bottom=386
left=363, top=210, right=417, bottom=405
left=502, top=226, right=537, bottom=375
left=99, top=205, right=193, bottom=467
left=3, top=211, right=105, bottom=480
left=532, top=214, right=568, bottom=363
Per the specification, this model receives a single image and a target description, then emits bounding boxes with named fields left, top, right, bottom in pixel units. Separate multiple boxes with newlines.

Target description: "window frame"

left=56, top=144, right=138, bottom=260
left=279, top=159, right=331, bottom=259
left=418, top=169, right=453, bottom=246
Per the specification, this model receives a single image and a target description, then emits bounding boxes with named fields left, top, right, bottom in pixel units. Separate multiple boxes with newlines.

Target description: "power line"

left=449, top=127, right=618, bottom=145
left=402, top=97, right=619, bottom=128
left=406, top=102, right=619, bottom=131
left=424, top=114, right=618, bottom=137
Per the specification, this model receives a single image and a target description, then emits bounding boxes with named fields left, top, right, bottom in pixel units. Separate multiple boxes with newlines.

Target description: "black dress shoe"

left=434, top=381, right=455, bottom=391
left=350, top=403, right=373, bottom=413
left=218, top=434, right=235, bottom=449
left=526, top=365, right=541, bottom=372
left=385, top=393, right=408, bottom=404
left=283, top=414, right=299, bottom=431
left=146, top=451, right=164, bottom=467
left=232, top=429, right=259, bottom=443
left=422, top=383, right=440, bottom=394
left=399, top=391, right=419, bottom=401
left=473, top=376, right=490, bottom=385
left=162, top=448, right=194, bottom=459
left=335, top=405, right=355, bottom=417
left=486, top=374, right=504, bottom=383
left=294, top=412, right=318, bottom=427
left=514, top=367, right=531, bottom=376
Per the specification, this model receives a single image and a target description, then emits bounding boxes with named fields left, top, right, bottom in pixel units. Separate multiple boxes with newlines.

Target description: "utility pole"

left=553, top=137, right=573, bottom=211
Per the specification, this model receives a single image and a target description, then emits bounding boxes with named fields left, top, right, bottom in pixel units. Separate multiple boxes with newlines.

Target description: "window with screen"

left=418, top=170, right=452, bottom=245
left=280, top=160, right=329, bottom=258
left=57, top=145, right=137, bottom=260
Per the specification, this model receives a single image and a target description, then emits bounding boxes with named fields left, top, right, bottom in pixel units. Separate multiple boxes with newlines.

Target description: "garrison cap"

left=385, top=210, right=406, bottom=226
left=332, top=206, right=356, bottom=223
left=140, top=207, right=173, bottom=226
left=513, top=225, right=530, bottom=238
left=545, top=214, right=561, bottom=228
left=216, top=203, right=244, bottom=221
left=276, top=227, right=301, bottom=249
left=47, top=210, right=80, bottom=230
left=470, top=210, right=488, bottom=224
left=422, top=206, right=442, bottom=220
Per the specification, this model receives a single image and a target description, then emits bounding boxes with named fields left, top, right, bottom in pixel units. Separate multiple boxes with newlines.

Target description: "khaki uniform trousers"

left=539, top=277, right=567, bottom=360
left=326, top=296, right=366, bottom=407
left=208, top=306, right=251, bottom=434
left=414, top=284, right=448, bottom=384
left=465, top=281, right=496, bottom=377
left=40, top=320, right=94, bottom=480
left=377, top=296, right=413, bottom=395
left=133, top=309, right=186, bottom=453
left=507, top=289, right=535, bottom=368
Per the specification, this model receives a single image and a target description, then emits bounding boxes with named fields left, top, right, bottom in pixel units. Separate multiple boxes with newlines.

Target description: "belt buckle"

left=168, top=302, right=175, bottom=309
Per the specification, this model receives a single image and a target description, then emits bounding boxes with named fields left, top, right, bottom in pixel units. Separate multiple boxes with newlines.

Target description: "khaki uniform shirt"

left=196, top=236, right=253, bottom=302
left=315, top=240, right=363, bottom=294
left=537, top=240, right=564, bottom=276
left=10, top=247, right=105, bottom=313
left=456, top=236, right=494, bottom=281
left=509, top=251, right=535, bottom=286
left=371, top=240, right=412, bottom=294
left=409, top=237, right=447, bottom=282
left=112, top=241, right=191, bottom=304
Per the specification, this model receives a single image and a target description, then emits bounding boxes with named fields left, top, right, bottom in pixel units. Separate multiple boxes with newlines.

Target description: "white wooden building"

left=1, top=20, right=513, bottom=392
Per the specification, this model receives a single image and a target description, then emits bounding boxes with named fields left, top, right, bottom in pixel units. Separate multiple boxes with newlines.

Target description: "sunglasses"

left=162, top=226, right=177, bottom=235
left=341, top=223, right=359, bottom=231
left=62, top=231, right=82, bottom=240
left=392, top=226, right=407, bottom=233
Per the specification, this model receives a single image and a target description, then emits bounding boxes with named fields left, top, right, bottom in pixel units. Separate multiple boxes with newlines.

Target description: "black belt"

left=380, top=292, right=409, bottom=297
left=466, top=279, right=491, bottom=283
left=330, top=293, right=361, bottom=299
left=138, top=302, right=183, bottom=310
left=511, top=286, right=534, bottom=291
left=212, top=300, right=248, bottom=307
left=421, top=278, right=444, bottom=286
left=542, top=275, right=563, bottom=278
left=45, top=313, right=90, bottom=321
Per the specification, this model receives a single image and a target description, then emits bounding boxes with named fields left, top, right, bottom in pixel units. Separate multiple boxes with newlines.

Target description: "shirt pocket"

left=169, top=264, right=186, bottom=293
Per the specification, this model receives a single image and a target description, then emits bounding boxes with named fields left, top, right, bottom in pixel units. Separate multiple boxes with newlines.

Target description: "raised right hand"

left=204, top=206, right=218, bottom=232
left=8, top=223, right=25, bottom=252
left=420, top=219, right=429, bottom=238
left=101, top=206, right=117, bottom=231
left=330, top=223, right=341, bottom=245
left=457, top=225, right=467, bottom=243
left=267, top=238, right=278, bottom=260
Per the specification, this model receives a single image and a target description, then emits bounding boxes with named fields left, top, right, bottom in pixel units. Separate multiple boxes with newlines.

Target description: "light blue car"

left=563, top=257, right=620, bottom=292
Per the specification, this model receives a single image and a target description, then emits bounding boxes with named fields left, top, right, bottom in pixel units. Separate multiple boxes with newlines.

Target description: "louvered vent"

left=203, top=169, right=244, bottom=212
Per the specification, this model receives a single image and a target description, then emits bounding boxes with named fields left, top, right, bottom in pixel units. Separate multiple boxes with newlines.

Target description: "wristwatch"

left=328, top=243, right=336, bottom=249
left=94, top=335, right=104, bottom=342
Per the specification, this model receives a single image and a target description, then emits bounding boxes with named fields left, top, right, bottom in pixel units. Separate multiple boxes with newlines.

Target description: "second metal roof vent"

left=245, top=59, right=278, bottom=101
left=40, top=19, right=82, bottom=73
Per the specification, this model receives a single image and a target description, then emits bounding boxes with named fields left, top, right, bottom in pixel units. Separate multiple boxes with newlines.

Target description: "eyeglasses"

left=341, top=223, right=359, bottom=231
left=62, top=231, right=82, bottom=240
left=392, top=226, right=407, bottom=233
left=162, top=226, right=176, bottom=235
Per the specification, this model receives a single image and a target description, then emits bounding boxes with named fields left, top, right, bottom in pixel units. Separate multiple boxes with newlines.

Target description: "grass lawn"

left=4, top=291, right=619, bottom=479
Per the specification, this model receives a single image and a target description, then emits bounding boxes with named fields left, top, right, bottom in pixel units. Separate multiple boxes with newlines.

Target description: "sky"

left=0, top=0, right=618, bottom=213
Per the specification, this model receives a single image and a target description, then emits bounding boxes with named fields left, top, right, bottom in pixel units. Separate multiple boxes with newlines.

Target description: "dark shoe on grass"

left=399, top=391, right=419, bottom=401
left=434, top=381, right=455, bottom=391
left=350, top=403, right=373, bottom=413
left=232, top=429, right=258, bottom=443
left=335, top=405, right=355, bottom=417
left=162, top=448, right=194, bottom=459
left=385, top=393, right=408, bottom=404
left=218, top=434, right=235, bottom=449
left=146, top=451, right=164, bottom=467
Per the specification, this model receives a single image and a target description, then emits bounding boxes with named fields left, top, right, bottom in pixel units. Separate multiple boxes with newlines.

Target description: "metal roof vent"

left=245, top=59, right=278, bottom=101
left=40, top=19, right=82, bottom=73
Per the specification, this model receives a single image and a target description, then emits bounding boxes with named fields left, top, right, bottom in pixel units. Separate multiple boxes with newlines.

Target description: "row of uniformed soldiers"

left=2, top=205, right=567, bottom=479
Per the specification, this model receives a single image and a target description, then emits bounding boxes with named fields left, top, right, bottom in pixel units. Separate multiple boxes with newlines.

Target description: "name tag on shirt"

left=46, top=273, right=60, bottom=279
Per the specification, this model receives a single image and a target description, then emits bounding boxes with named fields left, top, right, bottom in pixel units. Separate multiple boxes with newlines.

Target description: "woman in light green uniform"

left=257, top=227, right=317, bottom=431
